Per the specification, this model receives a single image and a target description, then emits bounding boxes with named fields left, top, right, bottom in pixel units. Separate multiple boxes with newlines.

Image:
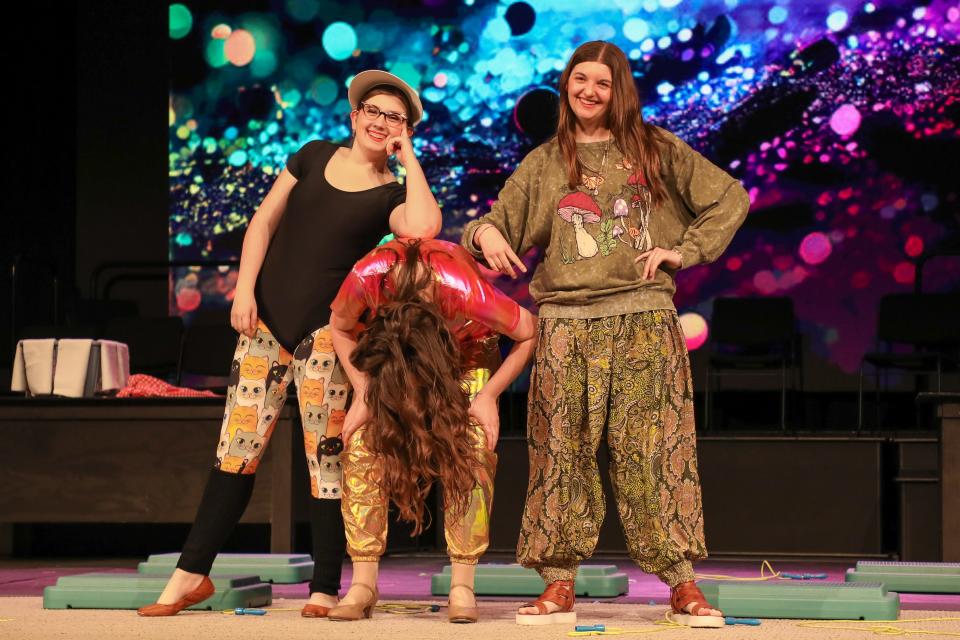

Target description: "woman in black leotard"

left=138, top=70, right=442, bottom=618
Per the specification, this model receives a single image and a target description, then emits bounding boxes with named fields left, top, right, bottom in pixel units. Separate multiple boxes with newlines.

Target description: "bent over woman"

left=327, top=238, right=537, bottom=623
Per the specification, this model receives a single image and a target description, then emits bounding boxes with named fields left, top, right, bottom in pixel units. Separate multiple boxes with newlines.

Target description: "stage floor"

left=2, top=554, right=960, bottom=640
left=2, top=597, right=958, bottom=640
left=2, top=553, right=958, bottom=611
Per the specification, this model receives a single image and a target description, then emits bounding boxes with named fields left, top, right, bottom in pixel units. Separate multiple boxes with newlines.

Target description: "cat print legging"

left=216, top=320, right=349, bottom=499
left=342, top=366, right=498, bottom=564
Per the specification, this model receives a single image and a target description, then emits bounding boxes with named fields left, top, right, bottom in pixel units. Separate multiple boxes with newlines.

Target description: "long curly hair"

left=557, top=40, right=669, bottom=205
left=350, top=241, right=480, bottom=534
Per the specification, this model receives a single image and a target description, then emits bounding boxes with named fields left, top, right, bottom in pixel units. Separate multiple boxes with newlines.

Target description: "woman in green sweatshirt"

left=462, top=41, right=749, bottom=628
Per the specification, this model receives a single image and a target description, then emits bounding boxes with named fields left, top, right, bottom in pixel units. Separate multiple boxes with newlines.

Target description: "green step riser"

left=698, top=582, right=900, bottom=621
left=141, top=561, right=310, bottom=569
left=854, top=563, right=960, bottom=575
left=846, top=573, right=960, bottom=593
left=43, top=587, right=271, bottom=611
left=50, top=574, right=261, bottom=587
left=43, top=572, right=272, bottom=610
left=145, top=553, right=311, bottom=564
left=436, top=565, right=620, bottom=577
left=857, top=569, right=960, bottom=575
left=432, top=564, right=628, bottom=596
left=137, top=564, right=312, bottom=584
left=714, top=600, right=899, bottom=621
left=431, top=576, right=628, bottom=597
left=139, top=554, right=313, bottom=584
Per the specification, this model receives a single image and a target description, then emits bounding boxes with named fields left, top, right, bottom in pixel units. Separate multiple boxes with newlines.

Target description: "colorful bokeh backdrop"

left=169, top=0, right=959, bottom=374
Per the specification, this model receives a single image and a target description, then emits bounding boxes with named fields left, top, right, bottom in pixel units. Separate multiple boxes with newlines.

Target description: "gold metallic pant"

left=342, top=367, right=497, bottom=564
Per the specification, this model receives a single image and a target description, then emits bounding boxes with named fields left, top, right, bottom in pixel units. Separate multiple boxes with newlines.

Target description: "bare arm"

left=231, top=168, right=297, bottom=336
left=330, top=310, right=371, bottom=443
left=469, top=307, right=538, bottom=449
left=478, top=308, right=536, bottom=399
left=387, top=128, right=442, bottom=238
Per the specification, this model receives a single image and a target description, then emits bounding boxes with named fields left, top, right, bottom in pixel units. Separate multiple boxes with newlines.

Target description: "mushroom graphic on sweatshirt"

left=627, top=171, right=652, bottom=252
left=557, top=192, right=601, bottom=259
left=612, top=198, right=629, bottom=242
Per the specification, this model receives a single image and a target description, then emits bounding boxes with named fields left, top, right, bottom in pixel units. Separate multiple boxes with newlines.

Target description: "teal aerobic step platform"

left=846, top=561, right=960, bottom=594
left=431, top=564, right=628, bottom=597
left=138, top=553, right=313, bottom=584
left=697, top=580, right=900, bottom=620
left=43, top=573, right=271, bottom=610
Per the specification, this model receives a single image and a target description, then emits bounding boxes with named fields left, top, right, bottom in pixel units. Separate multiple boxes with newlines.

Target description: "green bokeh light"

left=228, top=150, right=248, bottom=166
left=322, top=22, right=358, bottom=61
left=240, top=15, right=281, bottom=50
left=251, top=50, right=278, bottom=78
left=281, top=88, right=302, bottom=108
left=286, top=0, right=320, bottom=22
left=356, top=23, right=384, bottom=52
left=205, top=38, right=227, bottom=68
left=310, top=76, right=338, bottom=106
left=169, top=4, right=193, bottom=40
left=388, top=62, right=422, bottom=90
left=288, top=54, right=320, bottom=85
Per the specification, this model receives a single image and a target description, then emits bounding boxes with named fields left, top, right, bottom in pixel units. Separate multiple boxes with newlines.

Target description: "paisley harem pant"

left=517, top=310, right=707, bottom=588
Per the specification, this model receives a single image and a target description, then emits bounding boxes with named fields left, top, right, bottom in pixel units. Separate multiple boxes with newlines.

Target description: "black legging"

left=176, top=322, right=351, bottom=594
left=177, top=468, right=346, bottom=595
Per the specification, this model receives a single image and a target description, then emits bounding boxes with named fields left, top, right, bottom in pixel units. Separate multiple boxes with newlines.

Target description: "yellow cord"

left=219, top=607, right=301, bottom=614
left=567, top=617, right=960, bottom=637
left=693, top=561, right=960, bottom=637
left=566, top=559, right=960, bottom=639
left=797, top=617, right=960, bottom=637
left=218, top=603, right=435, bottom=615
left=567, top=612, right=688, bottom=636
left=375, top=603, right=436, bottom=615
left=567, top=625, right=681, bottom=637
left=695, top=559, right=782, bottom=582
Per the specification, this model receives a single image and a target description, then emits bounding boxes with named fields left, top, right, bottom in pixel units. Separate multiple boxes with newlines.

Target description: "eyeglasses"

left=358, top=102, right=408, bottom=127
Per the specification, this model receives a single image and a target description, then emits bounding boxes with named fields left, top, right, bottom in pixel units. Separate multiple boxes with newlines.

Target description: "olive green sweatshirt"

left=461, top=128, right=750, bottom=319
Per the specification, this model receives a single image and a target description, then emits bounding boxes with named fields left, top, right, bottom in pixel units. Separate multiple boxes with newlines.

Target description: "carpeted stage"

left=2, top=555, right=959, bottom=639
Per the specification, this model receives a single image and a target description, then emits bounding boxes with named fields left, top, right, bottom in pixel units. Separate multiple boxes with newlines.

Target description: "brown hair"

left=350, top=241, right=480, bottom=534
left=556, top=40, right=669, bottom=205
left=360, top=84, right=413, bottom=124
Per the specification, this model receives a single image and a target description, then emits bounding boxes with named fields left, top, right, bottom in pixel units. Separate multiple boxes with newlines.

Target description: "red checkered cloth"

left=116, top=374, right=220, bottom=398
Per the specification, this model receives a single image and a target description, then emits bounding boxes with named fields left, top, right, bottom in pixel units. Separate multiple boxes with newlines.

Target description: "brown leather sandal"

left=670, top=581, right=724, bottom=628
left=515, top=579, right=577, bottom=626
